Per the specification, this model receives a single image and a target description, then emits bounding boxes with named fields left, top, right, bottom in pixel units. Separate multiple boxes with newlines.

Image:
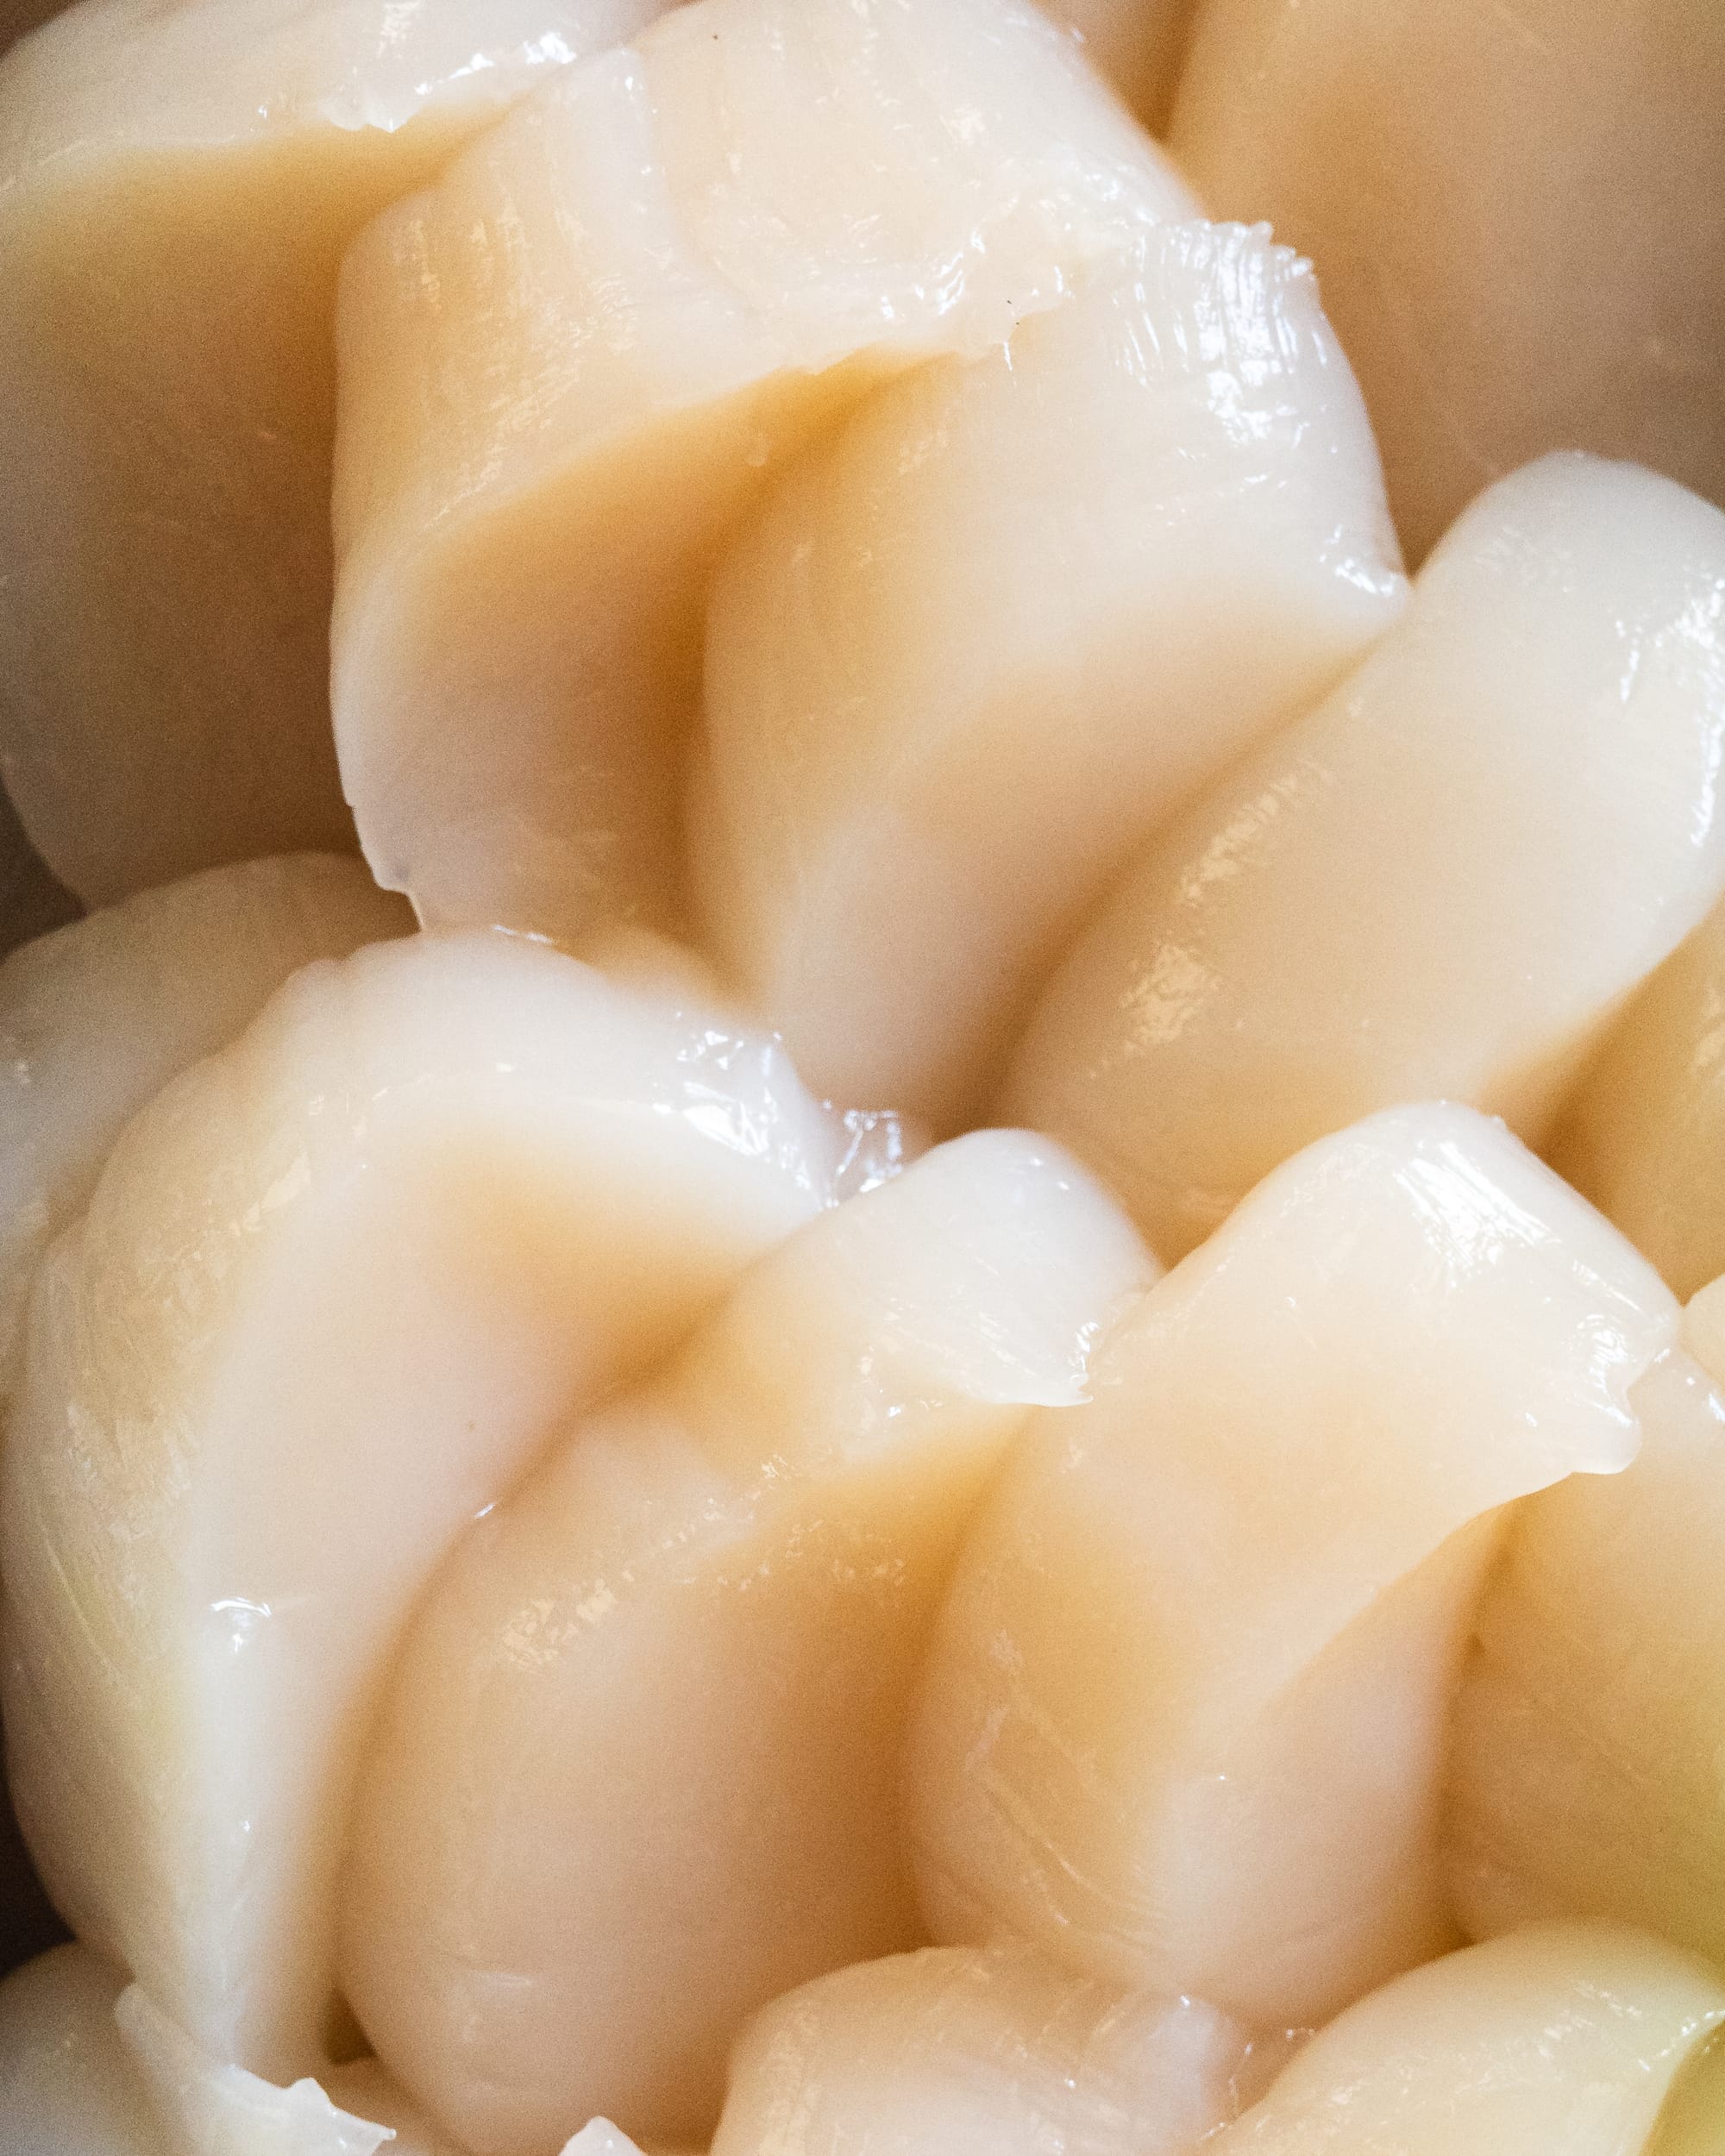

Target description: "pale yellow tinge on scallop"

left=1205, top=1927, right=1725, bottom=2155
left=693, top=218, right=1404, bottom=1131
left=1006, top=454, right=1725, bottom=1262
left=0, top=0, right=662, bottom=906
left=1552, top=901, right=1725, bottom=1300
left=0, top=1946, right=455, bottom=2156
left=332, top=0, right=1197, bottom=948
left=1448, top=1313, right=1725, bottom=1966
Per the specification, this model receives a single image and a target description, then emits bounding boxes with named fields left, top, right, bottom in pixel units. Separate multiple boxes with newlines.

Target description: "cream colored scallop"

left=0, top=1948, right=165, bottom=2156
left=322, top=2062, right=465, bottom=2156
left=1169, top=0, right=1725, bottom=565
left=342, top=1131, right=1154, bottom=2153
left=1005, top=454, right=1725, bottom=1262
left=693, top=220, right=1404, bottom=1133
left=0, top=855, right=411, bottom=1391
left=709, top=1943, right=1247, bottom=2156
left=1205, top=1927, right=1725, bottom=2155
left=908, top=1103, right=1675, bottom=2030
left=1, top=933, right=840, bottom=2090
left=1646, top=2029, right=1725, bottom=2156
left=0, top=1949, right=430, bottom=2156
left=115, top=1990, right=392, bottom=2156
left=0, top=0, right=660, bottom=906
left=332, top=0, right=1196, bottom=947
left=1446, top=1342, right=1725, bottom=1965
left=1551, top=903, right=1725, bottom=1299
left=0, top=1951, right=641, bottom=2156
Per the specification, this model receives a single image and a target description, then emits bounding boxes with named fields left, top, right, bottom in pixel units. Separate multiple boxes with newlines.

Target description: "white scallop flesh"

left=693, top=217, right=1404, bottom=1131
left=0, top=854, right=410, bottom=1390
left=908, top=1102, right=1675, bottom=2029
left=0, top=0, right=662, bottom=905
left=1204, top=1926, right=1725, bottom=2155
left=1, top=932, right=841, bottom=2087
left=332, top=0, right=1197, bottom=946
left=709, top=1941, right=1248, bottom=2156
left=340, top=1129, right=1155, bottom=2152
left=1005, top=454, right=1725, bottom=1261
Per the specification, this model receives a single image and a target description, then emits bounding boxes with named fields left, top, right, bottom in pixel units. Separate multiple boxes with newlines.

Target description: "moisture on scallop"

left=693, top=218, right=1404, bottom=1134
left=339, top=1131, right=1155, bottom=2153
left=908, top=1102, right=1675, bottom=2029
left=332, top=0, right=1196, bottom=947
left=1, top=935, right=841, bottom=2091
left=1005, top=454, right=1725, bottom=1262
left=0, top=0, right=662, bottom=906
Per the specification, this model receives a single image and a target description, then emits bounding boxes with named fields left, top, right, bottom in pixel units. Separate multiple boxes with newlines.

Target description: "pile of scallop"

left=2, top=0, right=1725, bottom=2151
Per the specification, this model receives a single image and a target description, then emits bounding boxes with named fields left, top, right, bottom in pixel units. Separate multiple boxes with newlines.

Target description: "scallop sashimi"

left=1203, top=1926, right=1725, bottom=2156
left=1, top=935, right=840, bottom=2087
left=693, top=219, right=1404, bottom=1132
left=0, top=0, right=661, bottom=905
left=332, top=0, right=1196, bottom=946
left=341, top=1131, right=1154, bottom=2152
left=1170, top=0, right=1725, bottom=562
left=1552, top=902, right=1725, bottom=1300
left=909, top=1104, right=1674, bottom=2028
left=1447, top=1341, right=1725, bottom=1966
left=709, top=1943, right=1247, bottom=2156
left=0, top=1948, right=419, bottom=2156
left=0, top=1947, right=162, bottom=2156
left=1006, top=454, right=1725, bottom=1259
left=114, top=1988, right=396, bottom=2156
left=0, top=854, right=411, bottom=1388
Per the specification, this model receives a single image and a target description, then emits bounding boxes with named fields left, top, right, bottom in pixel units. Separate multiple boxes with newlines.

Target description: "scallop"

left=1447, top=1333, right=1725, bottom=1966
left=1005, top=454, right=1725, bottom=1261
left=1170, top=0, right=1725, bottom=563
left=332, top=0, right=1195, bottom=946
left=693, top=219, right=1403, bottom=1133
left=340, top=1131, right=1153, bottom=2152
left=0, top=0, right=661, bottom=904
left=2, top=933, right=840, bottom=2088
left=908, top=1103, right=1674, bottom=2029
left=708, top=1942, right=1247, bottom=2156
left=0, top=854, right=410, bottom=1390
left=1203, top=1926, right=1725, bottom=2156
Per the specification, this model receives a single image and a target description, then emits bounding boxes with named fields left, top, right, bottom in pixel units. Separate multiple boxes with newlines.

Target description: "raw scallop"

left=709, top=1942, right=1246, bottom=2156
left=1447, top=1340, right=1725, bottom=1966
left=0, top=854, right=410, bottom=1388
left=1170, top=0, right=1725, bottom=562
left=0, top=1946, right=436, bottom=2156
left=333, top=0, right=1195, bottom=946
left=341, top=1131, right=1154, bottom=2152
left=1203, top=1926, right=1725, bottom=2155
left=0, top=1947, right=163, bottom=2156
left=693, top=218, right=1403, bottom=1131
left=0, top=0, right=661, bottom=904
left=1552, top=902, right=1725, bottom=1300
left=909, top=1103, right=1674, bottom=2029
left=1006, top=454, right=1725, bottom=1260
left=1044, top=0, right=1197, bottom=129
left=2, top=934, right=839, bottom=2089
